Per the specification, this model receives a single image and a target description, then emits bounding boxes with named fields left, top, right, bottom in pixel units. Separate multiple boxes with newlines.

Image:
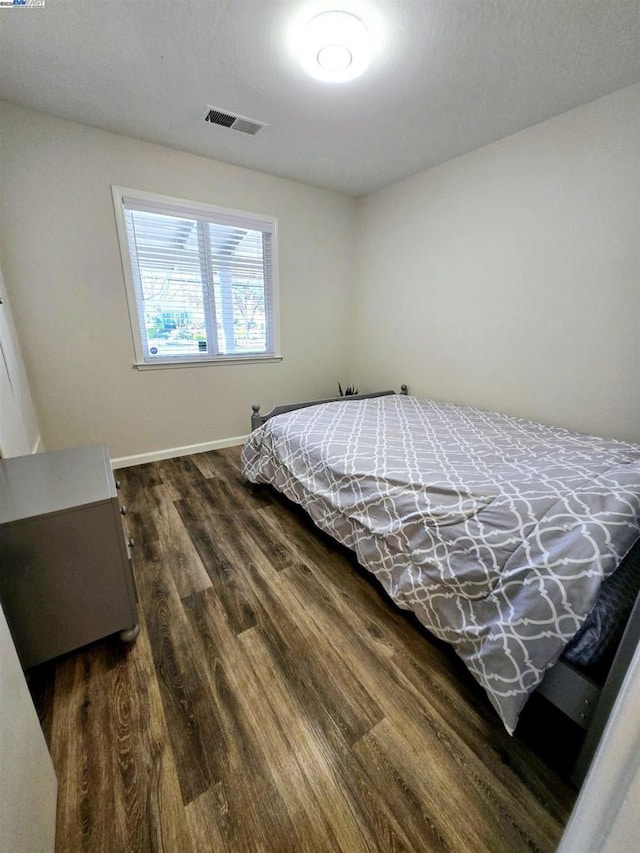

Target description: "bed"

left=242, top=388, right=640, bottom=784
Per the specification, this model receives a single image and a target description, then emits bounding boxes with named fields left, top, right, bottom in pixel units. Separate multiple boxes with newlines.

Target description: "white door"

left=0, top=330, right=30, bottom=457
left=0, top=268, right=39, bottom=458
left=0, top=604, right=57, bottom=851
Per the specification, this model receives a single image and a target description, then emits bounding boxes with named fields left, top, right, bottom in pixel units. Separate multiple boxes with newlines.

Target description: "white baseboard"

left=110, top=435, right=248, bottom=469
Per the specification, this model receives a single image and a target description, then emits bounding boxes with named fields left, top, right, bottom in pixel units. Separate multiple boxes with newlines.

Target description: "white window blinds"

left=113, top=188, right=278, bottom=365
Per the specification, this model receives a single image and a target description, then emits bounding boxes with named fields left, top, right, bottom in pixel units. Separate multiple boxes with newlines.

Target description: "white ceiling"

left=1, top=0, right=638, bottom=197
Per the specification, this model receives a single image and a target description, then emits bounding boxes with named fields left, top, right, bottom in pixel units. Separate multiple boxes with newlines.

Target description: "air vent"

left=202, top=106, right=267, bottom=136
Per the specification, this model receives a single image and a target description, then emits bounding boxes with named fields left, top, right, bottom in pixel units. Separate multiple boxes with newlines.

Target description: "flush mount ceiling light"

left=299, top=10, right=371, bottom=82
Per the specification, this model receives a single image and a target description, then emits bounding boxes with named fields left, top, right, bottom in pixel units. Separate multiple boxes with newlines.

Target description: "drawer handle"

left=128, top=537, right=135, bottom=549
left=120, top=506, right=127, bottom=516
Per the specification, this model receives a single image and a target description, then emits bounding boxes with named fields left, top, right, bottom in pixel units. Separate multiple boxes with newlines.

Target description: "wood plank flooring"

left=28, top=446, right=576, bottom=852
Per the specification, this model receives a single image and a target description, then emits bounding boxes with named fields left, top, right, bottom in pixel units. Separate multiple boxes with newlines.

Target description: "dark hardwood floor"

left=29, top=447, right=576, bottom=852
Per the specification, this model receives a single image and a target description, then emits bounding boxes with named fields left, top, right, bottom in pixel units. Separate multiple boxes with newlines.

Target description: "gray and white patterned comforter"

left=241, top=395, right=640, bottom=732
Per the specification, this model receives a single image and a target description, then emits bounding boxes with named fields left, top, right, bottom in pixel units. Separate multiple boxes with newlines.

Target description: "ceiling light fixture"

left=300, top=10, right=371, bottom=82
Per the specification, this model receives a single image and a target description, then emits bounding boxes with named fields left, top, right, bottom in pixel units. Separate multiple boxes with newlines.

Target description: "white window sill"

left=133, top=355, right=283, bottom=370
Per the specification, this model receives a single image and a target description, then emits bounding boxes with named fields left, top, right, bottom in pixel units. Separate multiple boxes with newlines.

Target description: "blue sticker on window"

left=150, top=346, right=158, bottom=355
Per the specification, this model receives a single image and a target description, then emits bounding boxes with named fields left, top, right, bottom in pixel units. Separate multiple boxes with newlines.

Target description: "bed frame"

left=537, top=589, right=640, bottom=785
left=247, top=385, right=640, bottom=787
left=250, top=384, right=409, bottom=431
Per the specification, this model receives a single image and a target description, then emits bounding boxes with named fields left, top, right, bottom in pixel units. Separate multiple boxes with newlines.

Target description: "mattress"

left=241, top=395, right=640, bottom=732
left=565, top=535, right=640, bottom=674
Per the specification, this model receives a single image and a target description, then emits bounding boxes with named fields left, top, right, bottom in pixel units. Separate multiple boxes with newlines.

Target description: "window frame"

left=111, top=186, right=281, bottom=368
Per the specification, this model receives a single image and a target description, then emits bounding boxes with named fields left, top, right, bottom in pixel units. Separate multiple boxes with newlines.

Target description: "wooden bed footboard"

left=250, top=384, right=408, bottom=431
left=538, top=582, right=640, bottom=787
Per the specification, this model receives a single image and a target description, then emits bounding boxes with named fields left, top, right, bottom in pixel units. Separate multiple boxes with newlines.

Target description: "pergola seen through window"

left=112, top=188, right=279, bottom=365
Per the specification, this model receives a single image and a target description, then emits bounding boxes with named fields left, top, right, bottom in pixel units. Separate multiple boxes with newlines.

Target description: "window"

left=112, top=187, right=279, bottom=366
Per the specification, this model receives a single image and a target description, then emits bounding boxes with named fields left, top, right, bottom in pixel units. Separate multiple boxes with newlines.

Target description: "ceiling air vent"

left=202, top=106, right=267, bottom=136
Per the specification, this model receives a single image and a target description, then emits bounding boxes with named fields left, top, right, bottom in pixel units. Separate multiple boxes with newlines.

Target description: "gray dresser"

left=0, top=444, right=138, bottom=668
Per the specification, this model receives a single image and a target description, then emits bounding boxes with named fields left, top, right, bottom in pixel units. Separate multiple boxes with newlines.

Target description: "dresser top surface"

left=0, top=445, right=114, bottom=524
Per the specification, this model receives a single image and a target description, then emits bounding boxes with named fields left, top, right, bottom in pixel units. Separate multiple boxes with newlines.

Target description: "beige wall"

left=2, top=85, right=639, bottom=457
left=351, top=83, right=640, bottom=443
left=0, top=103, right=356, bottom=459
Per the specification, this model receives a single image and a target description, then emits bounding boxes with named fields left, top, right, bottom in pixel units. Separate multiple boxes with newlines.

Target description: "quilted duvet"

left=241, top=395, right=640, bottom=732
